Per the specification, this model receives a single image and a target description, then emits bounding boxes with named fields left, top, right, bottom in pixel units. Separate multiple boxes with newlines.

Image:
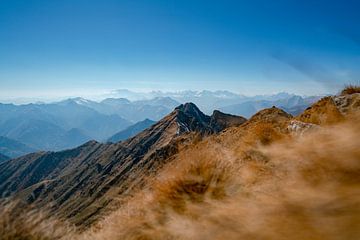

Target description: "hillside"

left=0, top=136, right=36, bottom=158
left=85, top=89, right=360, bottom=240
left=0, top=153, right=9, bottom=163
left=107, top=119, right=156, bottom=143
left=0, top=102, right=131, bottom=150
left=0, top=103, right=246, bottom=226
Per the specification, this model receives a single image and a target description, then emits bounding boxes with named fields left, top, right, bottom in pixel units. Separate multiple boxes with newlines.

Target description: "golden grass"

left=87, top=114, right=360, bottom=240
left=297, top=96, right=344, bottom=125
left=0, top=202, right=76, bottom=240
left=341, top=84, right=360, bottom=95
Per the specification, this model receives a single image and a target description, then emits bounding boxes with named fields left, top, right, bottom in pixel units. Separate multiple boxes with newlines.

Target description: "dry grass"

left=0, top=202, right=77, bottom=240
left=297, top=96, right=344, bottom=125
left=87, top=114, right=360, bottom=240
left=341, top=84, right=360, bottom=95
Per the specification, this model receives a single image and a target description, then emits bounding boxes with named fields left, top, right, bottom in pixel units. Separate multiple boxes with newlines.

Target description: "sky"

left=0, top=0, right=359, bottom=102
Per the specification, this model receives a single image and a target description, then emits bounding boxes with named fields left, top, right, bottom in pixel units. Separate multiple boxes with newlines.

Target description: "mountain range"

left=0, top=90, right=320, bottom=157
left=0, top=89, right=359, bottom=239
left=0, top=102, right=246, bottom=226
left=109, top=89, right=321, bottom=114
left=0, top=136, right=36, bottom=158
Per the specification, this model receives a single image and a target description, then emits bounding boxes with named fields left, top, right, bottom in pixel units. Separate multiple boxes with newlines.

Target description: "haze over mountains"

left=0, top=90, right=320, bottom=158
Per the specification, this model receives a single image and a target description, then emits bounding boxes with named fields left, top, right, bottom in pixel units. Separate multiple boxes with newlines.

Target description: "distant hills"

left=109, top=89, right=321, bottom=114
left=0, top=90, right=320, bottom=154
left=0, top=136, right=36, bottom=158
left=107, top=119, right=156, bottom=143
left=220, top=95, right=320, bottom=118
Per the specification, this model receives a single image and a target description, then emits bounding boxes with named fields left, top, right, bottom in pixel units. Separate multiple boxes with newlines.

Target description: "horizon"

left=1, top=0, right=359, bottom=99
left=0, top=88, right=327, bottom=105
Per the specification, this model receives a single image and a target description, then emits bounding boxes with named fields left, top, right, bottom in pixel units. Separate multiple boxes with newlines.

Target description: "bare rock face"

left=332, top=93, right=360, bottom=115
left=298, top=93, right=360, bottom=125
left=287, top=120, right=319, bottom=136
left=210, top=110, right=247, bottom=133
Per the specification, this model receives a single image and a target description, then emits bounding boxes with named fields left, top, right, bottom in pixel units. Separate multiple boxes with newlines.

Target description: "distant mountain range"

left=0, top=90, right=321, bottom=155
left=110, top=89, right=321, bottom=114
left=220, top=95, right=320, bottom=118
left=0, top=136, right=36, bottom=158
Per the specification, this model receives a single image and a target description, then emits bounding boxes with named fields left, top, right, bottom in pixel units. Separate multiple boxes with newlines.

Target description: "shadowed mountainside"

left=107, top=119, right=156, bottom=143
left=0, top=103, right=246, bottom=226
left=84, top=89, right=360, bottom=240
left=0, top=153, right=9, bottom=163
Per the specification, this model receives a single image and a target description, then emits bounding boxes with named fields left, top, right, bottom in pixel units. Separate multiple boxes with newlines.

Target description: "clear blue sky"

left=0, top=0, right=359, bottom=100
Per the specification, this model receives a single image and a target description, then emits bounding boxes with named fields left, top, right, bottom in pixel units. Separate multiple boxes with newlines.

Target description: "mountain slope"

left=0, top=101, right=132, bottom=150
left=108, top=119, right=156, bottom=143
left=0, top=136, right=37, bottom=158
left=0, top=153, right=9, bottom=163
left=87, top=91, right=360, bottom=240
left=47, top=99, right=132, bottom=140
left=0, top=90, right=358, bottom=240
left=297, top=93, right=360, bottom=125
left=0, top=119, right=91, bottom=151
left=0, top=103, right=246, bottom=226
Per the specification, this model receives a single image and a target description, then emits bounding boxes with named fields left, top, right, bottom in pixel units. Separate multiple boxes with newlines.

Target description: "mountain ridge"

left=0, top=103, right=247, bottom=226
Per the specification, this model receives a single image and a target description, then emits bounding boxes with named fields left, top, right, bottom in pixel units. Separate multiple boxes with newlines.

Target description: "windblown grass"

left=341, top=84, right=360, bottom=95
left=88, top=114, right=360, bottom=240
left=0, top=202, right=76, bottom=240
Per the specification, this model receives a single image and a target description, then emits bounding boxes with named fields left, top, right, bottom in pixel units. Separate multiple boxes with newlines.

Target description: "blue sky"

left=0, top=0, right=359, bottom=100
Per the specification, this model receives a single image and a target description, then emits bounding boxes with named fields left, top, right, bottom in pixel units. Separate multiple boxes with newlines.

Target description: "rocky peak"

left=175, top=103, right=209, bottom=122
left=172, top=103, right=212, bottom=135
left=172, top=103, right=247, bottom=135
left=210, top=110, right=247, bottom=132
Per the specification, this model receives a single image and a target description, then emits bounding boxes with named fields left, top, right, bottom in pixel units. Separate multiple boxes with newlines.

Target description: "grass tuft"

left=341, top=84, right=360, bottom=95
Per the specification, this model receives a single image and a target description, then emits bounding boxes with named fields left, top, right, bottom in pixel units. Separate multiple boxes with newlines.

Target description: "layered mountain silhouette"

left=0, top=103, right=246, bottom=226
left=0, top=92, right=318, bottom=155
left=0, top=136, right=36, bottom=158
left=72, top=96, right=180, bottom=122
left=110, top=89, right=319, bottom=114
left=220, top=95, right=320, bottom=118
left=107, top=119, right=156, bottom=143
